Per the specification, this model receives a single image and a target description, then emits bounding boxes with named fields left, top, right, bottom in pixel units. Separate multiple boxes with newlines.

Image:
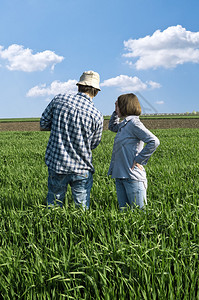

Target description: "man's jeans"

left=47, top=168, right=93, bottom=209
left=115, top=178, right=147, bottom=210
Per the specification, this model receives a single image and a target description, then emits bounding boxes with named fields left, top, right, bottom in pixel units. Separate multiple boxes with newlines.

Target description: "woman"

left=108, top=93, right=160, bottom=210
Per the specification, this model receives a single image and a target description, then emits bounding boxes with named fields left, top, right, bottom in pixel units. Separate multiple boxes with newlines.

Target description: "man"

left=40, top=70, right=103, bottom=209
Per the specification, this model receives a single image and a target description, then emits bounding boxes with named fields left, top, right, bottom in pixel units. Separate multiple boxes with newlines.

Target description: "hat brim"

left=76, top=82, right=101, bottom=91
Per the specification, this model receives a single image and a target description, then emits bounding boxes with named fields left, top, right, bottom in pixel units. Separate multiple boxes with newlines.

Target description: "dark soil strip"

left=0, top=119, right=198, bottom=131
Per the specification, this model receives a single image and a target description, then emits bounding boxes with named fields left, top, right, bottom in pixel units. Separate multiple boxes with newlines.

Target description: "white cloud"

left=147, top=80, right=161, bottom=89
left=27, top=75, right=161, bottom=98
left=123, top=25, right=199, bottom=70
left=101, top=75, right=161, bottom=92
left=0, top=44, right=64, bottom=72
left=26, top=80, right=77, bottom=97
left=156, top=101, right=164, bottom=105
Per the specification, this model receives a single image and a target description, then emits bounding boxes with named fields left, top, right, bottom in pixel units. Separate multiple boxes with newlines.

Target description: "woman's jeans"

left=47, top=168, right=93, bottom=210
left=115, top=178, right=147, bottom=210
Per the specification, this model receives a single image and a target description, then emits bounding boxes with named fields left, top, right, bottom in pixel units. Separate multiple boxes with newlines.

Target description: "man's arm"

left=91, top=116, right=104, bottom=150
left=40, top=99, right=54, bottom=131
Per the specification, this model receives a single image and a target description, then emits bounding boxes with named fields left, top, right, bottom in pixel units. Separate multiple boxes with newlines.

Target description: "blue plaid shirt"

left=40, top=92, right=103, bottom=174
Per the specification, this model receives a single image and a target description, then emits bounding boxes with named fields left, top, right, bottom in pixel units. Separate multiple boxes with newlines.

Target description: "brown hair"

left=117, top=93, right=141, bottom=116
left=78, top=85, right=99, bottom=98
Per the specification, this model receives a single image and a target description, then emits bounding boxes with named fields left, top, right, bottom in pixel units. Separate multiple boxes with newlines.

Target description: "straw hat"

left=76, top=70, right=101, bottom=91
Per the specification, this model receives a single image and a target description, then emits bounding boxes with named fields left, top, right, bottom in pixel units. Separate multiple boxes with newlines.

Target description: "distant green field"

left=0, top=118, right=40, bottom=123
left=0, top=129, right=198, bottom=299
left=1, top=115, right=199, bottom=122
left=141, top=115, right=199, bottom=119
left=104, top=115, right=199, bottom=120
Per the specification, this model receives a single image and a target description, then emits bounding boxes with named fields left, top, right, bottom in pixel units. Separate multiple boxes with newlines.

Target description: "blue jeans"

left=47, top=169, right=93, bottom=209
left=115, top=178, right=147, bottom=210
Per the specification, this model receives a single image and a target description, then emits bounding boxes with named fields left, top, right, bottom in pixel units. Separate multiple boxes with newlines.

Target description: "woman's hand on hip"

left=131, top=161, right=143, bottom=171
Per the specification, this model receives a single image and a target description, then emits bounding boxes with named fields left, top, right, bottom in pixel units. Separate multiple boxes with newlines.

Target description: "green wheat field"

left=0, top=128, right=198, bottom=299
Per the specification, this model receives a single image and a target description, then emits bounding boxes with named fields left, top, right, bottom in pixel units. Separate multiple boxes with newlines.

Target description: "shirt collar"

left=77, top=92, right=92, bottom=102
left=125, top=115, right=139, bottom=121
left=119, top=115, right=139, bottom=129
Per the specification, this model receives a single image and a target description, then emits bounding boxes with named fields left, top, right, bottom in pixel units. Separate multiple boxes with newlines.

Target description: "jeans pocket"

left=48, top=169, right=67, bottom=188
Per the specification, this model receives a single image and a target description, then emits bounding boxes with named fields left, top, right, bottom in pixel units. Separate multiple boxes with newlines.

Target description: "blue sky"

left=1, top=0, right=199, bottom=118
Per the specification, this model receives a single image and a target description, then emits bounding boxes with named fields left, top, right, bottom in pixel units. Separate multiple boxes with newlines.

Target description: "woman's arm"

left=108, top=111, right=120, bottom=132
left=132, top=120, right=160, bottom=165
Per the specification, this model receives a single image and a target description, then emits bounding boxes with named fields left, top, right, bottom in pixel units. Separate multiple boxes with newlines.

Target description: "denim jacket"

left=108, top=112, right=160, bottom=181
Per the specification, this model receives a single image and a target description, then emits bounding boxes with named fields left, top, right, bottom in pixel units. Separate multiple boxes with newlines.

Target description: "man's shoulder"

left=53, top=92, right=83, bottom=108
left=54, top=92, right=77, bottom=101
left=94, top=108, right=103, bottom=121
left=53, top=92, right=103, bottom=121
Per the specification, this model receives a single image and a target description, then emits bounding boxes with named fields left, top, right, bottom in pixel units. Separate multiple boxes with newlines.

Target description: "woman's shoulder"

left=127, top=115, right=142, bottom=126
